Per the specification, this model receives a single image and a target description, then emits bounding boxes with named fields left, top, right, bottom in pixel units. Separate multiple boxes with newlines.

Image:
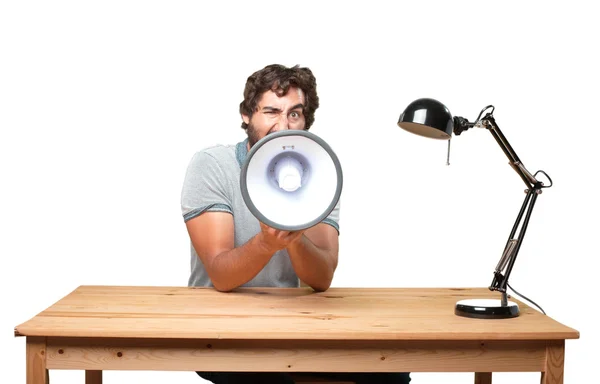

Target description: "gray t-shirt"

left=181, top=138, right=340, bottom=288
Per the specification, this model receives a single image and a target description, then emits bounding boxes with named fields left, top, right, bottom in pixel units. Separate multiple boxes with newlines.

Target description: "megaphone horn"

left=240, top=130, right=343, bottom=231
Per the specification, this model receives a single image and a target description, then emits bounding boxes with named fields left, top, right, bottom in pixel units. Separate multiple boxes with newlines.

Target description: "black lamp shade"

left=397, top=98, right=453, bottom=140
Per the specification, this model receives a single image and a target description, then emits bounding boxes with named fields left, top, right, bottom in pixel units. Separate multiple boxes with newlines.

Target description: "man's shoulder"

left=190, top=143, right=238, bottom=166
left=196, top=143, right=236, bottom=157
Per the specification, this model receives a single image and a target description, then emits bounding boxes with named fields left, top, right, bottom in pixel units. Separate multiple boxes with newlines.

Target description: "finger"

left=286, top=231, right=304, bottom=243
left=260, top=222, right=278, bottom=236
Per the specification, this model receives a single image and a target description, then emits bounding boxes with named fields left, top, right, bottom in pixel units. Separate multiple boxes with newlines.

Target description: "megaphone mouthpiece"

left=274, top=156, right=303, bottom=192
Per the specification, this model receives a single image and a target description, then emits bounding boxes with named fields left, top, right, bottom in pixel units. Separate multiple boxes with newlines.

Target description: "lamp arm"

left=489, top=188, right=539, bottom=296
left=479, top=114, right=548, bottom=298
left=454, top=111, right=551, bottom=303
left=483, top=115, right=542, bottom=190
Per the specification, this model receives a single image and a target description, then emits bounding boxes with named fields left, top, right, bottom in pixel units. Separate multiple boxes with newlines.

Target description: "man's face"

left=243, top=86, right=306, bottom=148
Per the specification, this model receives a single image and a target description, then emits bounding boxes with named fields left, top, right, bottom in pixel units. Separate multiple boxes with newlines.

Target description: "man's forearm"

left=208, top=235, right=274, bottom=292
left=287, top=235, right=336, bottom=292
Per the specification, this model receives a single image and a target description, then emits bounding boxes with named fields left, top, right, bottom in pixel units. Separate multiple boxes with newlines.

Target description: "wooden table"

left=14, top=286, right=579, bottom=384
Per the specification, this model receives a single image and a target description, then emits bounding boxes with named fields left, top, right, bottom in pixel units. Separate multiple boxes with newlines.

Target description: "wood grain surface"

left=15, top=286, right=580, bottom=341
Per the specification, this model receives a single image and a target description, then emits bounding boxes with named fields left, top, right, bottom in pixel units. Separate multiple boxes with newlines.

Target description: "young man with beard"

left=181, top=64, right=410, bottom=384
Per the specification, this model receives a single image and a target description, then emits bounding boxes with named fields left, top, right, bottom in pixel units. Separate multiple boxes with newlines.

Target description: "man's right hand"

left=256, top=222, right=305, bottom=254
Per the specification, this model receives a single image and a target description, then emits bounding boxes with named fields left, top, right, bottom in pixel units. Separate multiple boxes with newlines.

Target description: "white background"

left=1, top=1, right=597, bottom=383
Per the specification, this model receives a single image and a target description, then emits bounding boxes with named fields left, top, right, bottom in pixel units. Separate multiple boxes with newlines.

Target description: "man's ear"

left=242, top=114, right=250, bottom=125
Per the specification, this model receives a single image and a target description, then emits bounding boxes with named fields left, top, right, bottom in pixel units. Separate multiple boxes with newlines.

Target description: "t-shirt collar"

left=235, top=138, right=249, bottom=168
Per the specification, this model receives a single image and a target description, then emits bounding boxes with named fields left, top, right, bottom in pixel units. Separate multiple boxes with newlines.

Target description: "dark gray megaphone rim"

left=240, top=130, right=343, bottom=231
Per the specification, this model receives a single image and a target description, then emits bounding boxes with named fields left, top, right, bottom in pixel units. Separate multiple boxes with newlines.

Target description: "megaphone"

left=240, top=130, right=343, bottom=231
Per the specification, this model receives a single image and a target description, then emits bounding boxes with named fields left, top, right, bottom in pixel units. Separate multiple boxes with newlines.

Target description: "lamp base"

left=455, top=299, right=519, bottom=319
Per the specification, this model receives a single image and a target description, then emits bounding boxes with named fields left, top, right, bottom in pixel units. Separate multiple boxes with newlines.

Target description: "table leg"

left=475, top=372, right=491, bottom=384
left=541, top=340, right=564, bottom=384
left=26, top=337, right=48, bottom=384
left=85, top=370, right=102, bottom=384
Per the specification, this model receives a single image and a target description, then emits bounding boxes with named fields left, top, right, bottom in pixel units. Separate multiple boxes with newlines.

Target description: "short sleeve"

left=322, top=199, right=341, bottom=234
left=181, top=151, right=233, bottom=222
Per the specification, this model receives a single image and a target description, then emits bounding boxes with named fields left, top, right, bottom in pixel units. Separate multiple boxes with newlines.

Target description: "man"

left=182, top=63, right=338, bottom=293
left=181, top=64, right=410, bottom=383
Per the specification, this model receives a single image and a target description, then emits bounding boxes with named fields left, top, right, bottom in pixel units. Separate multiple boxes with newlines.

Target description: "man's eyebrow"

left=261, top=106, right=281, bottom=112
left=260, top=104, right=304, bottom=112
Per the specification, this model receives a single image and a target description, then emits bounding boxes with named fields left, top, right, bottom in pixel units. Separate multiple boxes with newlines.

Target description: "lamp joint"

left=453, top=116, right=474, bottom=136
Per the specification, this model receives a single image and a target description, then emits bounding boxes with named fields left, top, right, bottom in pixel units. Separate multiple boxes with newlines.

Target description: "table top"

left=14, top=285, right=580, bottom=341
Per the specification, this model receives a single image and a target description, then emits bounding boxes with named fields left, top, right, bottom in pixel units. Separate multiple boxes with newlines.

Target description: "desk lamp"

left=397, top=98, right=552, bottom=319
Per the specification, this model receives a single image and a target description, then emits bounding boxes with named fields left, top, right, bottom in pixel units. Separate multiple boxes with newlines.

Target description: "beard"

left=246, top=122, right=261, bottom=148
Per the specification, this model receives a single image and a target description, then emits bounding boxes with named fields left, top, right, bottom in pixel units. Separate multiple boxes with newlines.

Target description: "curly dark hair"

left=239, top=64, right=319, bottom=130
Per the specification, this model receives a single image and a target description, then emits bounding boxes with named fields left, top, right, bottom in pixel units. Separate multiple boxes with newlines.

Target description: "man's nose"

left=273, top=114, right=289, bottom=131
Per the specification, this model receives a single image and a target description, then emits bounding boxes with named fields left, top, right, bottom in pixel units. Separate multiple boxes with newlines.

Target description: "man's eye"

left=290, top=111, right=300, bottom=118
